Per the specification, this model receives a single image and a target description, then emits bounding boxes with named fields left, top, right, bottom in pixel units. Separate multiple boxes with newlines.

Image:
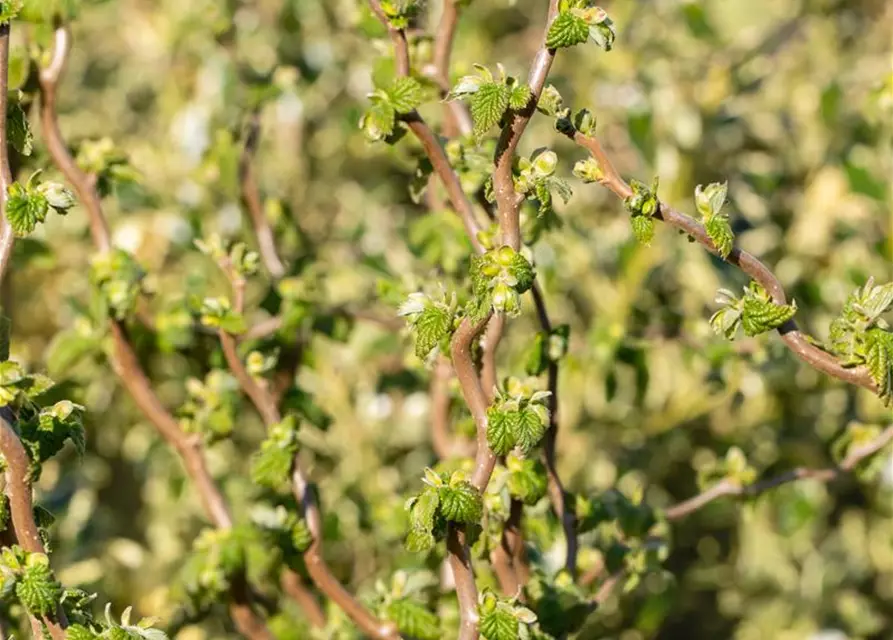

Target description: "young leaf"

left=409, top=487, right=440, bottom=533
left=438, top=482, right=483, bottom=524
left=414, top=306, right=451, bottom=359
left=361, top=100, right=397, bottom=142
left=508, top=84, right=532, bottom=111
left=7, top=103, right=33, bottom=156
left=388, top=77, right=423, bottom=113
left=487, top=408, right=515, bottom=455
left=16, top=554, right=62, bottom=616
left=630, top=215, right=655, bottom=245
left=741, top=295, right=797, bottom=337
left=405, top=528, right=436, bottom=553
left=705, top=214, right=734, bottom=258
left=511, top=407, right=547, bottom=454
left=865, top=328, right=893, bottom=403
left=545, top=11, right=590, bottom=49
left=470, top=82, right=510, bottom=138
left=507, top=458, right=548, bottom=505
left=384, top=599, right=441, bottom=640
left=479, top=607, right=519, bottom=640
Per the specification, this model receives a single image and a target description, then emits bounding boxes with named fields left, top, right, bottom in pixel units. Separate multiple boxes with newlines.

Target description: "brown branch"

left=38, top=27, right=110, bottom=252
left=0, top=414, right=68, bottom=639
left=446, top=523, right=480, bottom=640
left=530, top=283, right=578, bottom=576
left=239, top=110, right=286, bottom=280
left=367, top=0, right=484, bottom=252
left=491, top=0, right=561, bottom=250
left=429, top=0, right=473, bottom=136
left=214, top=275, right=397, bottom=638
left=0, top=24, right=15, bottom=285
left=567, top=129, right=877, bottom=393
left=430, top=356, right=474, bottom=459
left=665, top=424, right=893, bottom=520
left=280, top=570, right=326, bottom=628
left=37, top=28, right=272, bottom=639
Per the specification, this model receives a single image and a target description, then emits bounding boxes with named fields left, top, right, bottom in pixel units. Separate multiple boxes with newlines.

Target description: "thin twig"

left=530, top=283, right=578, bottom=576
left=239, top=110, right=286, bottom=279
left=214, top=268, right=398, bottom=639
left=367, top=0, right=484, bottom=252
left=430, top=356, right=474, bottom=459
left=0, top=24, right=15, bottom=284
left=38, top=28, right=272, bottom=639
left=429, top=0, right=473, bottom=136
left=665, top=424, right=893, bottom=520
left=566, top=129, right=877, bottom=393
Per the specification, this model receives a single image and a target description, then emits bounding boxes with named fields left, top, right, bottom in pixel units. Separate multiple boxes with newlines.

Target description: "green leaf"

left=16, top=554, right=61, bottom=616
left=65, top=625, right=100, bottom=640
left=405, top=528, right=435, bottom=553
left=291, top=519, right=313, bottom=553
left=388, top=77, right=423, bottom=113
left=545, top=11, right=590, bottom=49
left=508, top=84, right=532, bottom=111
left=487, top=408, right=515, bottom=455
left=507, top=458, right=548, bottom=505
left=5, top=183, right=48, bottom=236
left=479, top=607, right=519, bottom=640
left=865, top=328, right=893, bottom=403
left=361, top=100, right=397, bottom=142
left=511, top=407, right=547, bottom=455
left=46, top=330, right=98, bottom=375
left=0, top=0, right=21, bottom=24
left=470, top=82, right=510, bottom=138
left=509, top=252, right=535, bottom=293
left=414, top=306, right=451, bottom=359
left=7, top=103, right=32, bottom=156
left=438, top=482, right=483, bottom=524
left=741, top=295, right=797, bottom=337
left=705, top=214, right=734, bottom=258
left=524, top=333, right=548, bottom=376
left=384, top=598, right=441, bottom=640
left=409, top=487, right=440, bottom=533
left=630, top=215, right=655, bottom=245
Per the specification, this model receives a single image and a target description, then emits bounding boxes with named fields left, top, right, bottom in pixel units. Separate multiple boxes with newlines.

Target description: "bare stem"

left=430, top=0, right=473, bottom=136
left=0, top=24, right=15, bottom=284
left=239, top=110, right=286, bottom=279
left=665, top=424, right=893, bottom=520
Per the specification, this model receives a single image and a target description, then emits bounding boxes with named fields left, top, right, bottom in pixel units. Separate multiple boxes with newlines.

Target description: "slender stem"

left=239, top=110, right=286, bottom=279
left=0, top=24, right=15, bottom=285
left=530, top=283, right=577, bottom=576
left=665, top=424, right=893, bottom=520
left=38, top=29, right=272, bottom=639
left=492, top=0, right=560, bottom=250
left=430, top=356, right=474, bottom=459
left=430, top=0, right=473, bottom=136
left=567, top=129, right=877, bottom=393
left=446, top=524, right=480, bottom=640
left=216, top=293, right=397, bottom=639
left=367, top=1, right=484, bottom=252
left=280, top=571, right=326, bottom=628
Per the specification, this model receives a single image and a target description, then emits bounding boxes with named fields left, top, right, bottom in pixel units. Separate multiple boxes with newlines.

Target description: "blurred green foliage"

left=3, top=0, right=891, bottom=638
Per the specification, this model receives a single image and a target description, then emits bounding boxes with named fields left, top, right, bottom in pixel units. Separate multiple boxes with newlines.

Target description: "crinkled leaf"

left=508, top=84, right=532, bottom=111
left=705, top=214, right=734, bottom=258
left=470, top=82, right=510, bottom=138
left=865, top=328, right=893, bottom=404
left=545, top=11, right=590, bottom=49
left=630, top=215, right=655, bottom=245
left=362, top=100, right=397, bottom=142
left=438, top=482, right=482, bottom=524
left=409, top=487, right=440, bottom=533
left=384, top=598, right=441, bottom=640
left=405, top=528, right=436, bottom=553
left=507, top=459, right=548, bottom=505
left=388, top=77, right=423, bottom=113
left=487, top=408, right=515, bottom=455
left=480, top=608, right=520, bottom=640
left=741, top=296, right=797, bottom=337
left=414, top=306, right=451, bottom=359
left=511, top=407, right=547, bottom=455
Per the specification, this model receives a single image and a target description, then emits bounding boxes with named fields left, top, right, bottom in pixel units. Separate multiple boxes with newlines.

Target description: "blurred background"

left=6, top=0, right=892, bottom=637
